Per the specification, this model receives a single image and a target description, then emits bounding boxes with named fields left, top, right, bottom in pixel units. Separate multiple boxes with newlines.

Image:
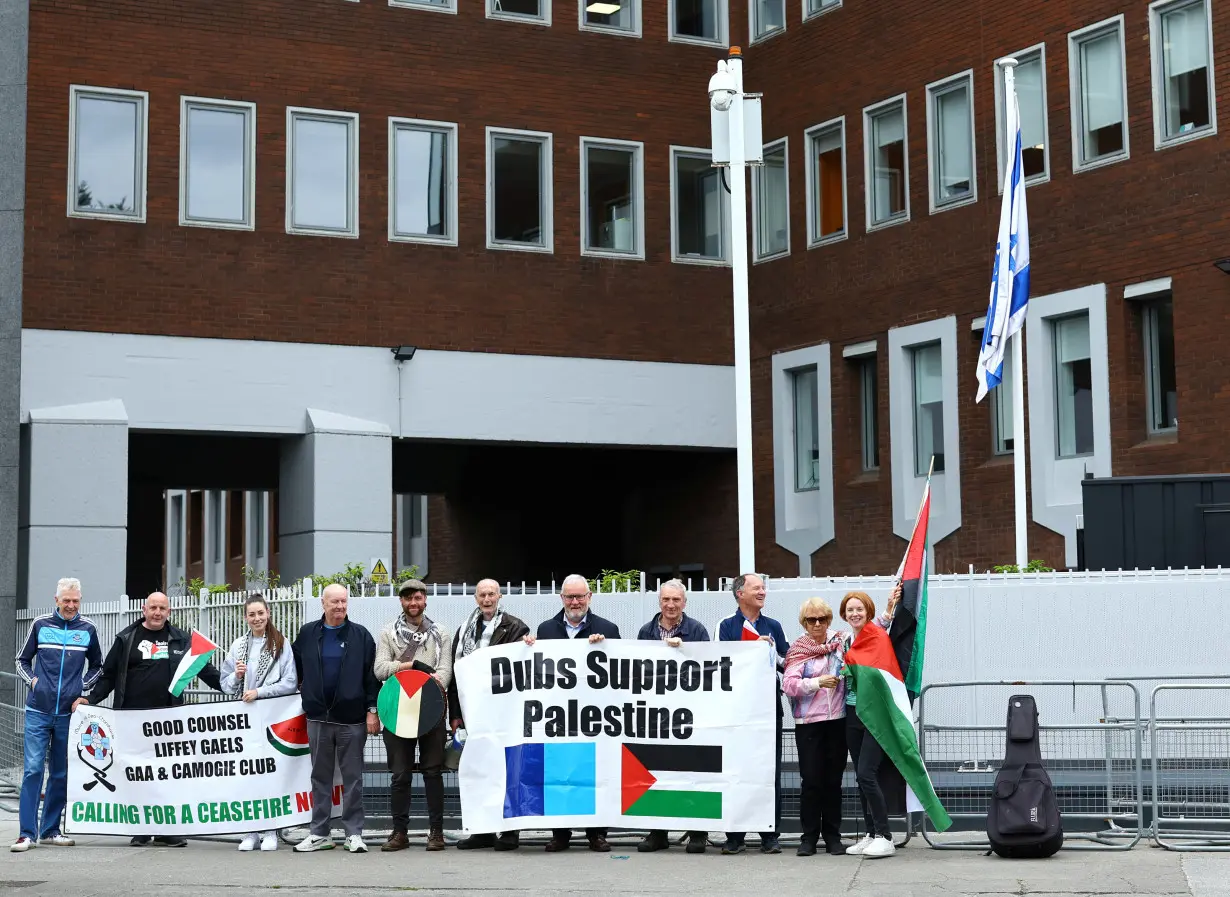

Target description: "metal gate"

left=1150, top=683, right=1230, bottom=851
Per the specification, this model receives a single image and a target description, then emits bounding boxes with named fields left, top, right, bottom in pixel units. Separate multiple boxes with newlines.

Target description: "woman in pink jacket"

left=783, top=598, right=848, bottom=857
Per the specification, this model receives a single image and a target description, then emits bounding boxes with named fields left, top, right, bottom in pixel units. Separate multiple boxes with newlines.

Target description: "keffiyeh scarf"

left=391, top=612, right=444, bottom=665
left=232, top=634, right=275, bottom=695
left=458, top=604, right=504, bottom=659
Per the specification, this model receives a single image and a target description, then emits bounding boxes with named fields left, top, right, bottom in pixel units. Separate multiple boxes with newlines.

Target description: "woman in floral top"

left=783, top=598, right=849, bottom=856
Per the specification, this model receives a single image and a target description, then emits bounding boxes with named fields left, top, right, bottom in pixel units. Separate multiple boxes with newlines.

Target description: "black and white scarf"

left=458, top=604, right=504, bottom=659
left=232, top=634, right=276, bottom=695
left=391, top=613, right=444, bottom=665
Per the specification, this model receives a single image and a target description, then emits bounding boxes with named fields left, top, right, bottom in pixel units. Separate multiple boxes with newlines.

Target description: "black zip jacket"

left=292, top=617, right=379, bottom=725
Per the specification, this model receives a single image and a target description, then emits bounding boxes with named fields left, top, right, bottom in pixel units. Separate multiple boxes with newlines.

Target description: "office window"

left=170, top=493, right=185, bottom=568
left=581, top=138, right=643, bottom=258
left=389, top=119, right=457, bottom=244
left=69, top=86, right=147, bottom=221
left=805, top=0, right=841, bottom=19
left=912, top=343, right=945, bottom=475
left=753, top=139, right=789, bottom=260
left=858, top=356, right=879, bottom=471
left=180, top=98, right=254, bottom=229
left=671, top=148, right=727, bottom=263
left=996, top=49, right=1049, bottom=184
left=1070, top=18, right=1129, bottom=169
left=864, top=97, right=908, bottom=228
left=927, top=72, right=976, bottom=210
left=1151, top=0, right=1215, bottom=144
left=751, top=0, right=785, bottom=41
left=487, top=129, right=553, bottom=252
left=806, top=119, right=845, bottom=245
left=286, top=108, right=359, bottom=237
left=392, top=0, right=455, bottom=12
left=991, top=353, right=1014, bottom=455
left=397, top=494, right=430, bottom=577
left=670, top=0, right=725, bottom=44
left=1144, top=297, right=1178, bottom=432
left=489, top=0, right=549, bottom=23
left=582, top=0, right=638, bottom=33
left=793, top=367, right=819, bottom=491
left=188, top=490, right=204, bottom=567
left=1054, top=314, right=1094, bottom=457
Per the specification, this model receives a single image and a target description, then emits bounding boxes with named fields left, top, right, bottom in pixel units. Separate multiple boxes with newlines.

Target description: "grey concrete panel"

left=310, top=431, right=392, bottom=533
left=0, top=336, right=18, bottom=425
left=23, top=524, right=127, bottom=610
left=0, top=465, right=15, bottom=591
left=0, top=1, right=28, bottom=87
left=25, top=420, right=129, bottom=528
left=0, top=213, right=23, bottom=338
left=310, top=530, right=394, bottom=582
left=0, top=85, right=26, bottom=212
left=278, top=434, right=314, bottom=537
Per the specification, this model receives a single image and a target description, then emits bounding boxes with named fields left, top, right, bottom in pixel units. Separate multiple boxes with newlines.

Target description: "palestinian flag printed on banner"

left=170, top=630, right=219, bottom=697
left=844, top=474, right=952, bottom=831
left=620, top=743, right=723, bottom=820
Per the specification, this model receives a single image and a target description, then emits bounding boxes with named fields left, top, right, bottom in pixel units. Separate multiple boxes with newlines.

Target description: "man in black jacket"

left=635, top=579, right=711, bottom=854
left=524, top=574, right=620, bottom=853
left=86, top=591, right=222, bottom=847
left=451, top=579, right=531, bottom=852
left=291, top=584, right=380, bottom=854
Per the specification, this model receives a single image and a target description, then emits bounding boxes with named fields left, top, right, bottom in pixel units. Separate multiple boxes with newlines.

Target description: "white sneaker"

left=260, top=834, right=278, bottom=852
left=293, top=834, right=334, bottom=852
left=846, top=835, right=874, bottom=855
left=238, top=833, right=259, bottom=852
left=10, top=837, right=33, bottom=852
left=38, top=834, right=74, bottom=847
left=863, top=836, right=896, bottom=858
left=343, top=834, right=368, bottom=853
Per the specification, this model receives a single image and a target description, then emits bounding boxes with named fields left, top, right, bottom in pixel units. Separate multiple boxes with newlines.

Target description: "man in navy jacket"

left=717, top=573, right=787, bottom=855
left=291, top=584, right=380, bottom=854
left=635, top=579, right=711, bottom=854
left=525, top=574, right=620, bottom=852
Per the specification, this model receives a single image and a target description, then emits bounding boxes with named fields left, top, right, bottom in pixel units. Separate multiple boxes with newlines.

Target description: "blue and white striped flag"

left=975, top=68, right=1031, bottom=403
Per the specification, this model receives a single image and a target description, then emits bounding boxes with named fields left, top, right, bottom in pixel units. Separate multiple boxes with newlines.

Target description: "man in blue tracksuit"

left=12, top=577, right=102, bottom=853
left=717, top=572, right=788, bottom=855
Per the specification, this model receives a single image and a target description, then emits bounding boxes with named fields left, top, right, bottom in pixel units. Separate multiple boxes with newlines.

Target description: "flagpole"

left=1002, top=59, right=1029, bottom=570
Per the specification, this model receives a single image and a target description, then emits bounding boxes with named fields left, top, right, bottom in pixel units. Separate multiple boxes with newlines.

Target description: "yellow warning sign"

left=370, top=558, right=391, bottom=584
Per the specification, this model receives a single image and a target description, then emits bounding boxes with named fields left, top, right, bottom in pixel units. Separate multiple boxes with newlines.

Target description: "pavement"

left=1, top=813, right=1230, bottom=897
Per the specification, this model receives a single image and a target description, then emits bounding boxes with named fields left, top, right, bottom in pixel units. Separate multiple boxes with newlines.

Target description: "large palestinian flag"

left=844, top=474, right=951, bottom=831
left=169, top=630, right=219, bottom=697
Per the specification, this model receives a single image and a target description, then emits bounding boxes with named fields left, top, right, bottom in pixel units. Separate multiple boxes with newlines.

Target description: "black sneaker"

left=720, top=837, right=745, bottom=855
left=685, top=833, right=708, bottom=854
left=760, top=837, right=782, bottom=854
left=493, top=832, right=520, bottom=851
left=826, top=841, right=847, bottom=855
left=152, top=836, right=187, bottom=847
left=130, top=836, right=151, bottom=847
left=797, top=840, right=817, bottom=856
left=457, top=833, right=496, bottom=850
left=637, top=831, right=670, bottom=853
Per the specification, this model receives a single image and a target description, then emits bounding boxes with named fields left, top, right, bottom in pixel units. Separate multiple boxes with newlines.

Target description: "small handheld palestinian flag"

left=169, top=630, right=220, bottom=697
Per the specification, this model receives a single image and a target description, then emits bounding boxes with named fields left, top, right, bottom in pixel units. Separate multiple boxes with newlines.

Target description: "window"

left=1070, top=17, right=1129, bottom=170
left=250, top=492, right=266, bottom=561
left=857, top=356, right=879, bottom=470
left=180, top=98, right=255, bottom=229
left=489, top=0, right=550, bottom=23
left=392, top=0, right=455, bottom=14
left=750, top=0, right=785, bottom=41
left=286, top=107, right=359, bottom=237
left=68, top=86, right=147, bottom=221
left=926, top=72, right=976, bottom=210
left=991, top=352, right=1014, bottom=455
left=209, top=491, right=223, bottom=564
left=670, top=0, right=726, bottom=45
left=170, top=493, right=185, bottom=567
left=864, top=96, right=909, bottom=229
left=671, top=147, right=728, bottom=264
left=397, top=494, right=430, bottom=577
left=805, top=118, right=846, bottom=245
left=912, top=343, right=945, bottom=475
left=581, top=138, right=643, bottom=258
left=1150, top=0, right=1216, bottom=146
left=792, top=367, right=819, bottom=491
left=1144, top=297, right=1178, bottom=432
left=389, top=118, right=457, bottom=245
left=228, top=490, right=244, bottom=559
left=188, top=490, right=204, bottom=566
left=1054, top=314, right=1094, bottom=457
left=753, top=138, right=789, bottom=261
left=582, top=0, right=639, bottom=34
left=995, top=48, right=1049, bottom=185
left=804, top=0, right=840, bottom=20
left=487, top=128, right=553, bottom=252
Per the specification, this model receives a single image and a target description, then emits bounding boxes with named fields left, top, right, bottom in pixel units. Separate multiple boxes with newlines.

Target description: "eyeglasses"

left=562, top=594, right=589, bottom=602
left=802, top=617, right=831, bottom=626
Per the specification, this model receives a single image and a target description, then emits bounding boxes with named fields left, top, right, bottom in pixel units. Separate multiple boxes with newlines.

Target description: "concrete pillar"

left=19, top=400, right=128, bottom=610
left=278, top=409, right=392, bottom=582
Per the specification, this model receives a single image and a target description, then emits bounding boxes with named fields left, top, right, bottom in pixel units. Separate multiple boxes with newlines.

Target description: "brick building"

left=1, top=0, right=1226, bottom=625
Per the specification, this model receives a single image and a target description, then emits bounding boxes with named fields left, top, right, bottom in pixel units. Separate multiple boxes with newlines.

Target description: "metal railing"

left=1149, top=683, right=1230, bottom=851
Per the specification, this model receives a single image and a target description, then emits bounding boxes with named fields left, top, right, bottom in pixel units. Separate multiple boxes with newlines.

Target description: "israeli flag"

left=975, top=67, right=1031, bottom=403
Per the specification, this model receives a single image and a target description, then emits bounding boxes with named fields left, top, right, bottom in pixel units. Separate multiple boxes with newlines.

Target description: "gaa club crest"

left=76, top=715, right=116, bottom=793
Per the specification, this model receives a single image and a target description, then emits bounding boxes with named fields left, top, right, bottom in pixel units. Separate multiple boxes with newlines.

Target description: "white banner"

left=66, top=696, right=342, bottom=835
left=455, top=640, right=776, bottom=832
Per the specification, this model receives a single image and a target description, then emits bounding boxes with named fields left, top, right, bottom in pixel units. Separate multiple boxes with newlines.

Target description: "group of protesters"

left=14, top=571, right=902, bottom=859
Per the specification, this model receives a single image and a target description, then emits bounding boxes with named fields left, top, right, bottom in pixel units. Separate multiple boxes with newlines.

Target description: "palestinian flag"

left=169, top=630, right=219, bottom=697
left=893, top=475, right=932, bottom=700
left=377, top=669, right=445, bottom=738
left=620, top=743, right=723, bottom=820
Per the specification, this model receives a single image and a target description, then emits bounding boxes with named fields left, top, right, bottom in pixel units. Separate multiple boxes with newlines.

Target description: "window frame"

left=862, top=93, right=911, bottom=232
left=669, top=145, right=731, bottom=266
left=285, top=106, right=360, bottom=239
left=803, top=116, right=847, bottom=248
left=579, top=136, right=645, bottom=260
left=856, top=354, right=880, bottom=471
left=487, top=0, right=552, bottom=25
left=387, top=117, right=459, bottom=246
left=748, top=0, right=786, bottom=44
left=1142, top=294, right=1178, bottom=434
left=667, top=0, right=728, bottom=46
left=994, top=45, right=1050, bottom=190
left=390, top=0, right=458, bottom=14
left=910, top=342, right=947, bottom=476
left=486, top=126, right=555, bottom=254
left=1051, top=312, right=1095, bottom=459
left=1148, top=0, right=1217, bottom=149
left=791, top=365, right=820, bottom=492
left=751, top=136, right=791, bottom=263
left=925, top=70, right=978, bottom=213
left=1068, top=15, right=1131, bottom=173
left=178, top=96, right=256, bottom=231
left=580, top=0, right=641, bottom=36
left=802, top=0, right=841, bottom=22
left=991, top=350, right=1015, bottom=456
left=67, top=84, right=149, bottom=223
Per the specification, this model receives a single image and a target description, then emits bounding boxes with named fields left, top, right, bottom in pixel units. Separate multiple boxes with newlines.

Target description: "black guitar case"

left=986, top=694, right=1063, bottom=858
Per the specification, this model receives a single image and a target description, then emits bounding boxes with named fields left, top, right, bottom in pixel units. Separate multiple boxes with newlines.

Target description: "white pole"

left=727, top=49, right=756, bottom=574
left=1002, top=59, right=1029, bottom=570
